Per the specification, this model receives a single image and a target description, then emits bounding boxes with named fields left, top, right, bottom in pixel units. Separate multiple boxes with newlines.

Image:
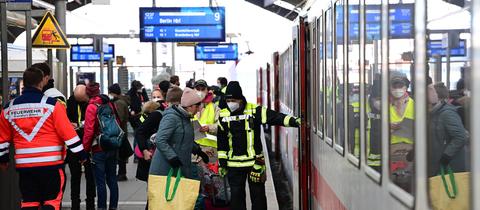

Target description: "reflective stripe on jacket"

left=0, top=88, right=84, bottom=168
left=217, top=102, right=298, bottom=168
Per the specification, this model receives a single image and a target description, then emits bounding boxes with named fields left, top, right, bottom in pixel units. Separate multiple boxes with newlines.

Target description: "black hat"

left=108, top=83, right=121, bottom=95
left=194, top=79, right=208, bottom=88
left=225, top=81, right=244, bottom=100
left=159, top=80, right=171, bottom=93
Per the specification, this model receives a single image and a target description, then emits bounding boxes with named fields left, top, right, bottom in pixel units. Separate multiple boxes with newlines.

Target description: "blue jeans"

left=92, top=151, right=119, bottom=210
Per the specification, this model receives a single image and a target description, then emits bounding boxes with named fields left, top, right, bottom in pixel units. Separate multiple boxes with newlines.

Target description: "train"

left=258, top=0, right=477, bottom=209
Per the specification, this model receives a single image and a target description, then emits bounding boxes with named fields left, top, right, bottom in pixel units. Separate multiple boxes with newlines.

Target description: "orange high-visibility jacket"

left=0, top=88, right=85, bottom=169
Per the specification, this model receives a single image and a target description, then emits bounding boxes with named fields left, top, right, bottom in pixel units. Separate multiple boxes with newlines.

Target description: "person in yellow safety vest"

left=366, top=80, right=382, bottom=172
left=389, top=72, right=414, bottom=192
left=217, top=81, right=300, bottom=210
left=348, top=86, right=360, bottom=158
left=193, top=80, right=221, bottom=168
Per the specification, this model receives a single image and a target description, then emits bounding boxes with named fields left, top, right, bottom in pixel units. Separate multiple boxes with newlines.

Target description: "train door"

left=293, top=15, right=310, bottom=210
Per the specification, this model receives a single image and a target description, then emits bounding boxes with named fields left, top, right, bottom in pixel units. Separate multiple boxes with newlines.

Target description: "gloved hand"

left=219, top=167, right=228, bottom=177
left=249, top=158, right=266, bottom=183
left=168, top=157, right=183, bottom=168
left=440, top=154, right=452, bottom=167
left=291, top=117, right=301, bottom=127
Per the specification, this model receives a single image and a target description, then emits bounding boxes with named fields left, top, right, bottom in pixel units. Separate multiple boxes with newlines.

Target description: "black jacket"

left=217, top=102, right=298, bottom=167
left=127, top=88, right=149, bottom=114
left=135, top=105, right=165, bottom=181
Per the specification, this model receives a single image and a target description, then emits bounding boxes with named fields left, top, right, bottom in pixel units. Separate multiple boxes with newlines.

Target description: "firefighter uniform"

left=0, top=87, right=88, bottom=210
left=217, top=82, right=299, bottom=210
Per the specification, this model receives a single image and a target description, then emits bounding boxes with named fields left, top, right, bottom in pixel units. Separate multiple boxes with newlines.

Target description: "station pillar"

left=55, top=0, right=68, bottom=95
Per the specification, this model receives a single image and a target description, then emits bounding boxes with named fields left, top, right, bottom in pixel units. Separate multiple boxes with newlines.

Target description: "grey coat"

left=428, top=101, right=468, bottom=177
left=149, top=105, right=196, bottom=179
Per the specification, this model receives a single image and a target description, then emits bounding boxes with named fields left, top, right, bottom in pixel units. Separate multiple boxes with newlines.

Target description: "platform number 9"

left=214, top=12, right=220, bottom=21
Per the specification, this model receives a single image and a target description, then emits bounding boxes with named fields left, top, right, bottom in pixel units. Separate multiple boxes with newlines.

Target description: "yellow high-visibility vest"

left=389, top=97, right=415, bottom=145
left=194, top=102, right=218, bottom=148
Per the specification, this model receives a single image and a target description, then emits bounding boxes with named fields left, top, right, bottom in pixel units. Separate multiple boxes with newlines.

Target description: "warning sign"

left=32, top=12, right=70, bottom=49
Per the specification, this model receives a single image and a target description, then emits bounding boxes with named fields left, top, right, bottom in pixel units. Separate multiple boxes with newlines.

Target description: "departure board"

left=70, top=44, right=115, bottom=62
left=338, top=3, right=414, bottom=41
left=427, top=39, right=467, bottom=57
left=139, top=7, right=226, bottom=42
left=195, top=43, right=238, bottom=61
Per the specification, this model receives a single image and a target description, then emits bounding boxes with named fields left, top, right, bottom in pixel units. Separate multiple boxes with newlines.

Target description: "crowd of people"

left=0, top=62, right=300, bottom=210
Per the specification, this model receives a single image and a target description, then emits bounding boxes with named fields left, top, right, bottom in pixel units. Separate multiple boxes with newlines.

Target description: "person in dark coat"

left=109, top=84, right=133, bottom=181
left=149, top=88, right=207, bottom=179
left=128, top=80, right=149, bottom=129
left=135, top=86, right=182, bottom=210
left=66, top=83, right=96, bottom=210
left=428, top=83, right=467, bottom=177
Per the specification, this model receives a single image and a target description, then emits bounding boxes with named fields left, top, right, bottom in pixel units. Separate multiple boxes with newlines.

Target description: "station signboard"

left=427, top=39, right=467, bottom=57
left=139, top=7, right=226, bottom=42
left=195, top=43, right=238, bottom=61
left=337, top=3, right=414, bottom=41
left=70, top=44, right=115, bottom=62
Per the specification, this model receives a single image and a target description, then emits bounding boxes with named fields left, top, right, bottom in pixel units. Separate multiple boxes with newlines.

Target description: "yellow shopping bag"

left=148, top=168, right=200, bottom=210
left=429, top=166, right=470, bottom=210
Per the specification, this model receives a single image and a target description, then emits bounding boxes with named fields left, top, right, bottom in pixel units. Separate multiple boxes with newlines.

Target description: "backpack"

left=96, top=101, right=125, bottom=151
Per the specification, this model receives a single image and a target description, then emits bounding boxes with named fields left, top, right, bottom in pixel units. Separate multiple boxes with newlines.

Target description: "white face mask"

left=108, top=94, right=114, bottom=100
left=391, top=88, right=406, bottom=98
left=227, top=102, right=240, bottom=112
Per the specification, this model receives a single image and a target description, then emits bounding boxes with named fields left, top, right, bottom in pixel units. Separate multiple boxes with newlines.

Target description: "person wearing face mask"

left=428, top=83, right=467, bottom=177
left=108, top=84, right=133, bottom=182
left=217, top=81, right=300, bottom=210
left=149, top=87, right=208, bottom=179
left=389, top=73, right=415, bottom=192
left=194, top=80, right=221, bottom=148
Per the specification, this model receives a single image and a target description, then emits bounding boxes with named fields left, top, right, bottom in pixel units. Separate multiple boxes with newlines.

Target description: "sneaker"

left=117, top=174, right=128, bottom=181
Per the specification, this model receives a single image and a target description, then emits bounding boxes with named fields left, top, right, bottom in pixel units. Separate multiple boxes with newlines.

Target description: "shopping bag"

left=148, top=168, right=200, bottom=210
left=428, top=166, right=470, bottom=210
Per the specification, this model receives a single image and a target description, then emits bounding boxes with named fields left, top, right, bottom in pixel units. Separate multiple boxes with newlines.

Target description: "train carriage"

left=261, top=0, right=478, bottom=209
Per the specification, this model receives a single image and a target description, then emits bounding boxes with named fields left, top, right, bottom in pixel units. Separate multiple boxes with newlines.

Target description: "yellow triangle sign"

left=32, top=12, right=70, bottom=49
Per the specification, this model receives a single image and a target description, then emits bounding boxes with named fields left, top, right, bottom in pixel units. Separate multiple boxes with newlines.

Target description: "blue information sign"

left=195, top=43, right=238, bottom=61
left=337, top=4, right=414, bottom=41
left=427, top=40, right=467, bottom=57
left=70, top=44, right=115, bottom=62
left=139, top=7, right=226, bottom=42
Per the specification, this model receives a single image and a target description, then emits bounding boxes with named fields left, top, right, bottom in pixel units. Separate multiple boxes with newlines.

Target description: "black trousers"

left=227, top=167, right=267, bottom=210
left=67, top=152, right=96, bottom=210
left=19, top=167, right=66, bottom=210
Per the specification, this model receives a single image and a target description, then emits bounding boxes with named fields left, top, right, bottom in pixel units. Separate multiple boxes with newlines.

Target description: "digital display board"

left=195, top=43, right=238, bottom=61
left=70, top=44, right=115, bottom=62
left=427, top=39, right=467, bottom=57
left=337, top=4, right=414, bottom=41
left=139, top=7, right=226, bottom=42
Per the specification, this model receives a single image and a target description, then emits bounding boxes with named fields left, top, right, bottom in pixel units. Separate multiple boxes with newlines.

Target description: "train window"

left=325, top=7, right=334, bottom=145
left=426, top=0, right=471, bottom=209
left=334, top=0, right=346, bottom=151
left=364, top=0, right=382, bottom=174
left=388, top=0, right=415, bottom=194
left=347, top=0, right=361, bottom=160
left=311, top=21, right=318, bottom=132
left=317, top=15, right=325, bottom=138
